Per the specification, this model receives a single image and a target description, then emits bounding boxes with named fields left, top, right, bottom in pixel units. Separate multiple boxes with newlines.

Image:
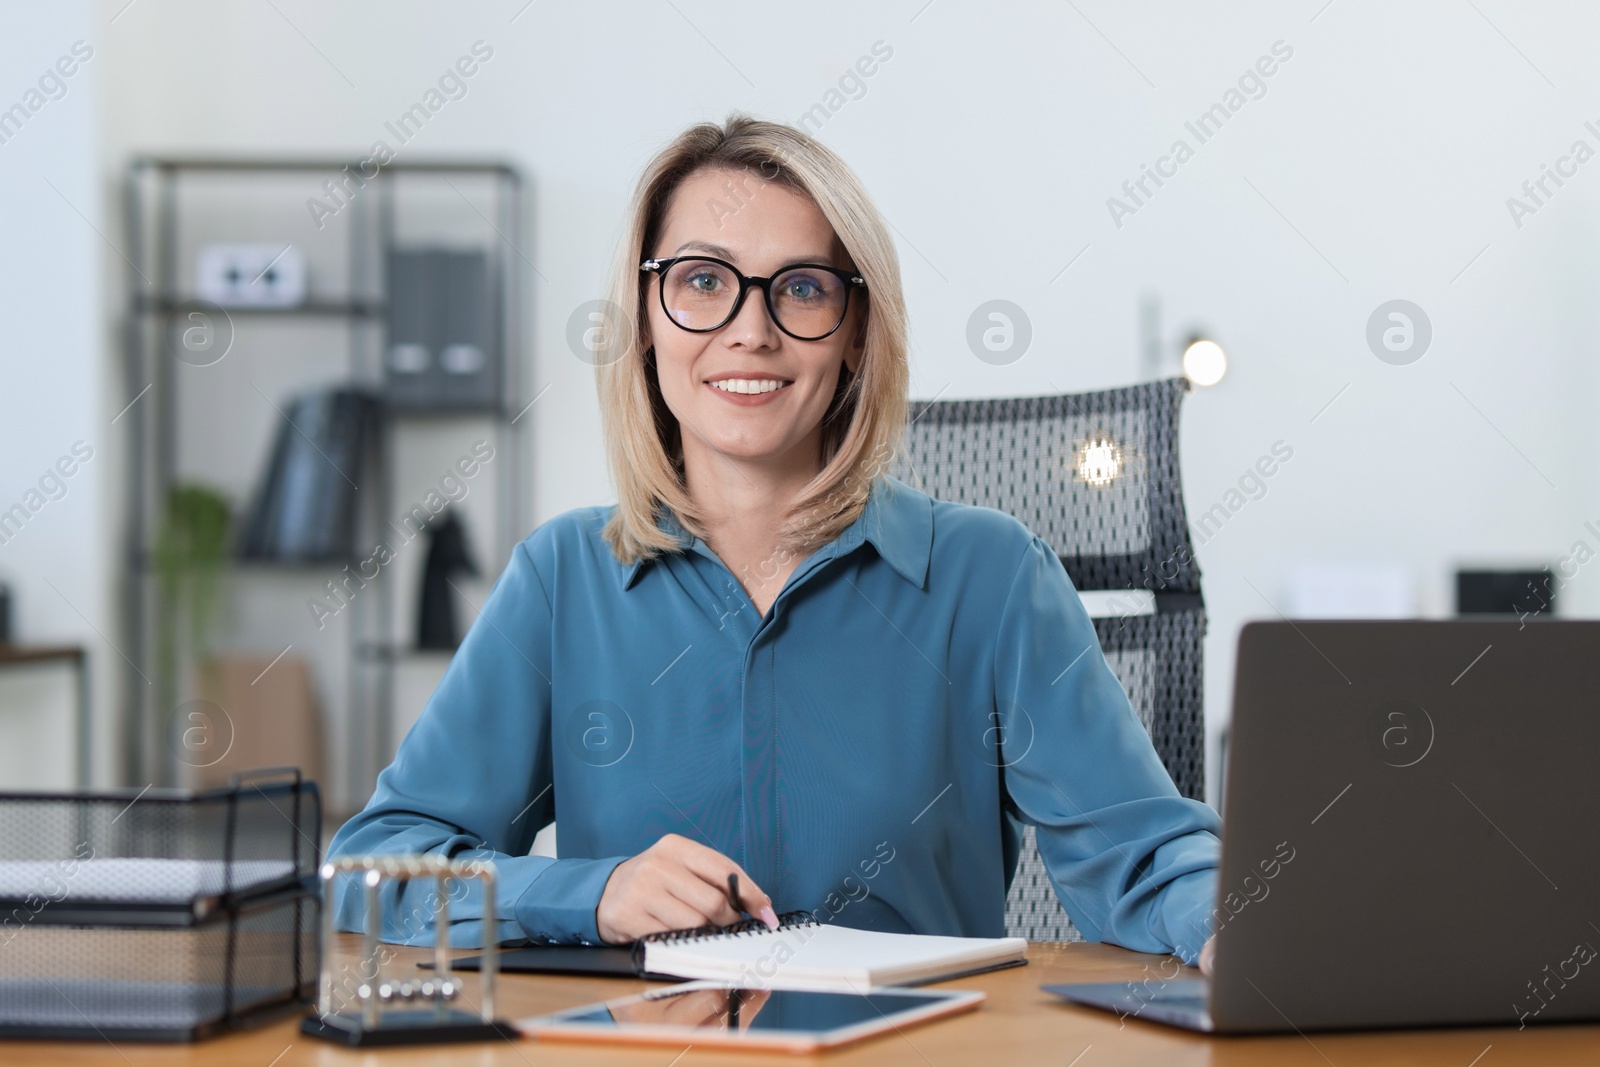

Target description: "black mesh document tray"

left=0, top=768, right=320, bottom=1041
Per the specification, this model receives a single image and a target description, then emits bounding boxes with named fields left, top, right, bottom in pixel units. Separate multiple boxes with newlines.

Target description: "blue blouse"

left=328, top=474, right=1221, bottom=963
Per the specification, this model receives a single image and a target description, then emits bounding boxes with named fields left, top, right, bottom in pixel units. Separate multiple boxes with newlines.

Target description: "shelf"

left=129, top=156, right=520, bottom=180
left=122, top=154, right=525, bottom=803
left=355, top=643, right=459, bottom=662
left=379, top=405, right=514, bottom=422
left=128, top=552, right=364, bottom=574
left=132, top=297, right=385, bottom=319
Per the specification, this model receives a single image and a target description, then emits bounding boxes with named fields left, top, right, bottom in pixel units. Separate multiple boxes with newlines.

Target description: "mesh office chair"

left=893, top=376, right=1206, bottom=941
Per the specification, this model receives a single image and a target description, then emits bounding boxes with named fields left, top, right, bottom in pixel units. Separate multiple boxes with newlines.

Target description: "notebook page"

left=644, top=923, right=1026, bottom=989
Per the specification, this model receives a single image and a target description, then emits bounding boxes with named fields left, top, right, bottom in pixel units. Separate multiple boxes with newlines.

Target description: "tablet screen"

left=565, top=986, right=951, bottom=1032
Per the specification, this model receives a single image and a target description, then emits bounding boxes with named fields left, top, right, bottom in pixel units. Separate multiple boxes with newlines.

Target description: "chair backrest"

left=893, top=377, right=1206, bottom=941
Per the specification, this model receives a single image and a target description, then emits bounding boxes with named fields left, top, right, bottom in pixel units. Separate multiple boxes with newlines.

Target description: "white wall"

left=0, top=2, right=108, bottom=786
left=72, top=0, right=1600, bottom=805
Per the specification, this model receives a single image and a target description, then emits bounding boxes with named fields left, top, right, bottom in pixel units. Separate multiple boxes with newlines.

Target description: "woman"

left=329, top=113, right=1220, bottom=967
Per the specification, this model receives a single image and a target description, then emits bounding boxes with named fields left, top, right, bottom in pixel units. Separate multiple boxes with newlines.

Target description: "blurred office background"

left=2, top=1, right=1597, bottom=814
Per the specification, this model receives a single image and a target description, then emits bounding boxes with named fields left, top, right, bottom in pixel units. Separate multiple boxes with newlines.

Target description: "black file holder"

left=0, top=768, right=320, bottom=1042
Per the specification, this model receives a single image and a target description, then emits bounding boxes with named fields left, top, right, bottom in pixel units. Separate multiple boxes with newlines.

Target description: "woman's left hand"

left=1198, top=935, right=1216, bottom=977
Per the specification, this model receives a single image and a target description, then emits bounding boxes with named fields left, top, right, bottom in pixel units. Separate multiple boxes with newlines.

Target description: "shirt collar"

left=621, top=474, right=932, bottom=591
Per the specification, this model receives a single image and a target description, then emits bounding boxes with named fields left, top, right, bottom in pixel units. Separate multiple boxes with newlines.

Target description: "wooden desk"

left=4, top=938, right=1595, bottom=1065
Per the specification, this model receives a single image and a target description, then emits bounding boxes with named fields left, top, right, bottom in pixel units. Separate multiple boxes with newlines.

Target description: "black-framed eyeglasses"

left=640, top=255, right=866, bottom=341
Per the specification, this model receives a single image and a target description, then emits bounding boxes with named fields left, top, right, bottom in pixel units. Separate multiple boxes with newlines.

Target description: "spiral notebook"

left=634, top=911, right=1026, bottom=990
left=449, top=911, right=1027, bottom=990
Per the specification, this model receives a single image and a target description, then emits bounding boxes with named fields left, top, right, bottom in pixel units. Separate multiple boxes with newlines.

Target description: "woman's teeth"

left=709, top=379, right=789, bottom=395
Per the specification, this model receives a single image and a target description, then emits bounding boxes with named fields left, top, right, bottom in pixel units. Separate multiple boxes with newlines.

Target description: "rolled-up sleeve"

left=326, top=538, right=628, bottom=948
left=994, top=534, right=1220, bottom=964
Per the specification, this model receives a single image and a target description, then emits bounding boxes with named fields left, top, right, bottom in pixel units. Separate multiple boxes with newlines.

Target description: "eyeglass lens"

left=662, top=258, right=849, bottom=339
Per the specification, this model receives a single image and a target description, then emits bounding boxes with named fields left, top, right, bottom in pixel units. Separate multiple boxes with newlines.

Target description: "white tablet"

left=518, top=981, right=985, bottom=1053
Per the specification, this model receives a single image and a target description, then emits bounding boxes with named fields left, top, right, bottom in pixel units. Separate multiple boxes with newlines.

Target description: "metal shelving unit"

left=120, top=157, right=527, bottom=810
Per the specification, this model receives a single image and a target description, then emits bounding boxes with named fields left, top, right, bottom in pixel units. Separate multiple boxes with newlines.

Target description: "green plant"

left=153, top=484, right=232, bottom=715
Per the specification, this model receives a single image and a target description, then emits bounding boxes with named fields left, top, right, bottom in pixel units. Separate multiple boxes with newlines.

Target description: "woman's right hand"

left=595, top=833, right=780, bottom=944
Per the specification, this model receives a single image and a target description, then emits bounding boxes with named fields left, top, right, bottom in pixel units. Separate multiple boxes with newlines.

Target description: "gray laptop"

left=1046, top=619, right=1600, bottom=1033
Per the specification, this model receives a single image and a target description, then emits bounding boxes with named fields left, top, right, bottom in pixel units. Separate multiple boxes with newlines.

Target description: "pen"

left=728, top=872, right=781, bottom=929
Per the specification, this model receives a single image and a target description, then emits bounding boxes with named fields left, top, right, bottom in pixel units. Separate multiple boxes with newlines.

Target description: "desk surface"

left=5, top=937, right=1595, bottom=1065
left=0, top=643, right=84, bottom=667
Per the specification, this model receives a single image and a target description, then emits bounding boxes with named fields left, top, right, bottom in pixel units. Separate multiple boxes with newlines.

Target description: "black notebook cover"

left=440, top=943, right=657, bottom=979
left=438, top=944, right=1027, bottom=985
left=430, top=910, right=819, bottom=980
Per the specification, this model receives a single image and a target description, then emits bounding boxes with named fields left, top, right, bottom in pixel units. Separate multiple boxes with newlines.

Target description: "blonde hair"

left=596, top=112, right=909, bottom=565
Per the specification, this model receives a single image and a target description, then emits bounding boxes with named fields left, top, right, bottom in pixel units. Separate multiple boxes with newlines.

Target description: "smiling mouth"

left=707, top=378, right=792, bottom=395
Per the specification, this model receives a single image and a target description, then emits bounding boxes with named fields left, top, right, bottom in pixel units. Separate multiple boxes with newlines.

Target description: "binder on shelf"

left=383, top=248, right=498, bottom=413
left=383, top=249, right=444, bottom=410
left=240, top=388, right=378, bottom=563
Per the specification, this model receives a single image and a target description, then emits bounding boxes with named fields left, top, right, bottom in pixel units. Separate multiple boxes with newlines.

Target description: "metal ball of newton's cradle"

left=306, top=854, right=501, bottom=1046
left=376, top=977, right=460, bottom=1003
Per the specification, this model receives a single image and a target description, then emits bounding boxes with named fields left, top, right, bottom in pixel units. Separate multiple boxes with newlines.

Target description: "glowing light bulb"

left=1078, top=436, right=1121, bottom=487
left=1183, top=338, right=1227, bottom=386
